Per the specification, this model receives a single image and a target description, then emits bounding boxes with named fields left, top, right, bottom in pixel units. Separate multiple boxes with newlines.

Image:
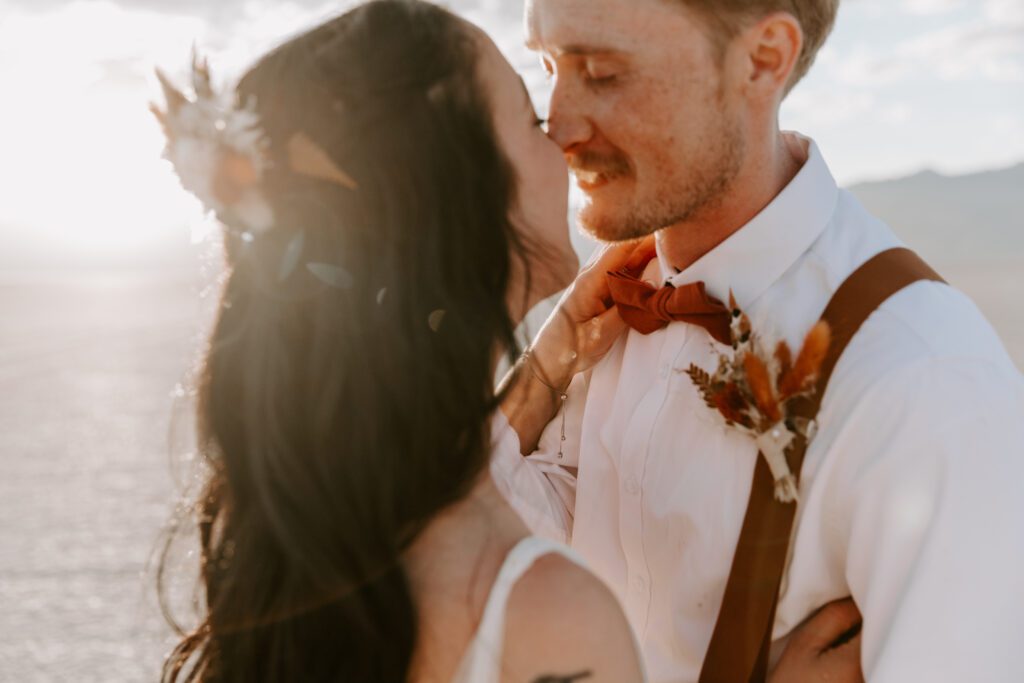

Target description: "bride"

left=155, top=1, right=863, bottom=681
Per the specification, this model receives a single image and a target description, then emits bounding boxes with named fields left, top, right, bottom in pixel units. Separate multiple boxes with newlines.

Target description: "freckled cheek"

left=597, top=93, right=675, bottom=163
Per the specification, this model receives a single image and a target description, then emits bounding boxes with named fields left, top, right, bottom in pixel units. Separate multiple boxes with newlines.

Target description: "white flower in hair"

left=153, top=52, right=360, bottom=240
left=151, top=53, right=275, bottom=234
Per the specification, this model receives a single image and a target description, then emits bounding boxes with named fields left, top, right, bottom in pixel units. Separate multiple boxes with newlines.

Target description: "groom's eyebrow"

left=525, top=41, right=622, bottom=57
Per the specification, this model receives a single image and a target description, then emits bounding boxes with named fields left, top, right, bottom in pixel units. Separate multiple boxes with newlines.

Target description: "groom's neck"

left=657, top=129, right=806, bottom=274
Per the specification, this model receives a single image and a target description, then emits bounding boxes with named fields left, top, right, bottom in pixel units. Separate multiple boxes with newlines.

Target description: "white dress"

left=451, top=536, right=589, bottom=683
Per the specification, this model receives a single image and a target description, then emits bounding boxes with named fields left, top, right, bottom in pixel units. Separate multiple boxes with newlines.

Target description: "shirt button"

left=659, top=363, right=671, bottom=379
left=632, top=575, right=648, bottom=593
left=624, top=477, right=640, bottom=495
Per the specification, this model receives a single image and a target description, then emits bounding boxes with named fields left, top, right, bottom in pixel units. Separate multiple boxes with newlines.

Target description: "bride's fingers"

left=623, top=235, right=658, bottom=272
left=586, top=235, right=657, bottom=277
left=583, top=305, right=627, bottom=355
left=576, top=235, right=659, bottom=308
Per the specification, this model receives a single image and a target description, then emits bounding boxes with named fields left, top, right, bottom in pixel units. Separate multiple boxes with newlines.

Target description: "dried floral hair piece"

left=151, top=51, right=358, bottom=235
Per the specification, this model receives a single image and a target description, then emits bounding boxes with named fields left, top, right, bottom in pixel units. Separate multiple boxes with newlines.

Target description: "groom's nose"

left=547, top=81, right=593, bottom=152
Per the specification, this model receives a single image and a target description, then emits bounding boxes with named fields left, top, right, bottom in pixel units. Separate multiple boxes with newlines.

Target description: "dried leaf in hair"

left=191, top=48, right=213, bottom=99
left=743, top=352, right=781, bottom=425
left=154, top=68, right=188, bottom=116
left=278, top=230, right=306, bottom=282
left=428, top=310, right=446, bottom=333
left=779, top=321, right=831, bottom=400
left=288, top=132, right=359, bottom=190
left=306, top=262, right=353, bottom=289
left=212, top=150, right=260, bottom=205
left=149, top=103, right=170, bottom=137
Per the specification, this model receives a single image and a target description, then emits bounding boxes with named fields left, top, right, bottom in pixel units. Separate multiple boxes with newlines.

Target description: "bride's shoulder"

left=502, top=552, right=645, bottom=683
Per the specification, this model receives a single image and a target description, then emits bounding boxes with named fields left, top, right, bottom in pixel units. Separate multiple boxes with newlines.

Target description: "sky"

left=0, top=0, right=1021, bottom=266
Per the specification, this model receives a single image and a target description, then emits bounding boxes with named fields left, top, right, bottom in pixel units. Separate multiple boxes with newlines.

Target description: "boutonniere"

left=687, top=295, right=831, bottom=503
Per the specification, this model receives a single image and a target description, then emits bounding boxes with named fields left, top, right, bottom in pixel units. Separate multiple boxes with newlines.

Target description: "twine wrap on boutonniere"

left=687, top=294, right=831, bottom=503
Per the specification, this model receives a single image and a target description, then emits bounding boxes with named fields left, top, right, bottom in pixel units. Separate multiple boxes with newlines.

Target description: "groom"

left=493, top=0, right=1024, bottom=681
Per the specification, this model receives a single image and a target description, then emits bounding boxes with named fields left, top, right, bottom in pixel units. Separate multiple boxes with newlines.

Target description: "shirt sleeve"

left=830, top=357, right=1024, bottom=682
left=489, top=370, right=591, bottom=544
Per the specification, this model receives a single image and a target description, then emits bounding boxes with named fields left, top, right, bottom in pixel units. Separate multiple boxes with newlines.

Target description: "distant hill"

left=848, top=162, right=1024, bottom=369
left=847, top=162, right=1024, bottom=267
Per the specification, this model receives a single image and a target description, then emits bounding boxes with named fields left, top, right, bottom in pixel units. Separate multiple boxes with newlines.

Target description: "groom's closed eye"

left=583, top=59, right=623, bottom=88
left=535, top=48, right=627, bottom=83
left=532, top=671, right=593, bottom=683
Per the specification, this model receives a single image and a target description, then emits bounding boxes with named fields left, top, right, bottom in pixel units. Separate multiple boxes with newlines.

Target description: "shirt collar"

left=659, top=133, right=838, bottom=309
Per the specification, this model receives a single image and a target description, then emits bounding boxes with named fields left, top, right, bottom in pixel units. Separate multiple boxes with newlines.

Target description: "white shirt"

left=491, top=134, right=1024, bottom=683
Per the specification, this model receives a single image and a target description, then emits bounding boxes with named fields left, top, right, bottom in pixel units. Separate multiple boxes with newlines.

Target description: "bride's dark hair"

left=159, top=1, right=534, bottom=679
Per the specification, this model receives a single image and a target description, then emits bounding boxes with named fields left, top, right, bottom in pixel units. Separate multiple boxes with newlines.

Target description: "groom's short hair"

left=680, top=0, right=839, bottom=92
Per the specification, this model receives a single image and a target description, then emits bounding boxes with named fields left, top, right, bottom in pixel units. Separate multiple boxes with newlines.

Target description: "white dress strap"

left=452, top=536, right=588, bottom=683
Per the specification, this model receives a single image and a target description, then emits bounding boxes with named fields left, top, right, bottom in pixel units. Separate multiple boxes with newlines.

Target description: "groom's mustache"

left=567, top=150, right=632, bottom=179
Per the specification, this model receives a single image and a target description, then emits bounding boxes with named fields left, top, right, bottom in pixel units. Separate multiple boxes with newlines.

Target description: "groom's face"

left=527, top=0, right=746, bottom=243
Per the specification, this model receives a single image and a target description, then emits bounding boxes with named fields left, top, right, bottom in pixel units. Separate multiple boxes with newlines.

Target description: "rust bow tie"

left=606, top=267, right=733, bottom=345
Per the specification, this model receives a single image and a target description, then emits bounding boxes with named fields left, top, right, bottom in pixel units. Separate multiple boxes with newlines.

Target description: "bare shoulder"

left=501, top=553, right=644, bottom=683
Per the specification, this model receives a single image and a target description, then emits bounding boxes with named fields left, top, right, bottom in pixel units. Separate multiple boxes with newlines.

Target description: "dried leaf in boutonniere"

left=687, top=294, right=831, bottom=503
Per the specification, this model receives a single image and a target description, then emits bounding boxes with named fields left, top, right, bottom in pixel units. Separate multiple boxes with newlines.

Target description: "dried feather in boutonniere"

left=687, top=295, right=831, bottom=503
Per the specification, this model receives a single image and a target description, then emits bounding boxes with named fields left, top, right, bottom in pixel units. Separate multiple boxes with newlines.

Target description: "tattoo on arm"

left=532, top=671, right=593, bottom=683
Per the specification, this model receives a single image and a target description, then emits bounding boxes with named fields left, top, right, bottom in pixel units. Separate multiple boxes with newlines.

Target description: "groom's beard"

left=572, top=117, right=746, bottom=245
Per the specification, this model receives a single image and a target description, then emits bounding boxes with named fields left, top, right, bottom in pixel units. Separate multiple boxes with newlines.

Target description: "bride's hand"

left=528, top=235, right=657, bottom=388
left=770, top=598, right=864, bottom=683
left=499, top=236, right=655, bottom=455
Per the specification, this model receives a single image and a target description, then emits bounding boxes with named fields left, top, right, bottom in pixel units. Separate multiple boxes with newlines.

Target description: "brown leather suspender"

left=698, top=248, right=945, bottom=683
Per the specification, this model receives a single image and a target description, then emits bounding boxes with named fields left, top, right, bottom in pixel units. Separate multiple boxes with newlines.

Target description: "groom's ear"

left=740, top=12, right=804, bottom=101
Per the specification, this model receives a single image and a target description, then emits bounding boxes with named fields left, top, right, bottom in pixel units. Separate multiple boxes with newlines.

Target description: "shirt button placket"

left=624, top=477, right=640, bottom=496
left=620, top=411, right=650, bottom=624
left=619, top=327, right=686, bottom=634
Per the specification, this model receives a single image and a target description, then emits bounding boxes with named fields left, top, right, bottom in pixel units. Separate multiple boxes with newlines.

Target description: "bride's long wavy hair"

left=158, top=1, right=536, bottom=679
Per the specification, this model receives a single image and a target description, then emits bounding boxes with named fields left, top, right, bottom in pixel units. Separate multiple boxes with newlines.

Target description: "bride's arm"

left=499, top=236, right=656, bottom=453
left=491, top=238, right=655, bottom=543
left=502, top=553, right=646, bottom=683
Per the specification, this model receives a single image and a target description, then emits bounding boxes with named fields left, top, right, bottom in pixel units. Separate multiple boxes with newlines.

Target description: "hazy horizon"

left=1, top=157, right=1020, bottom=272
